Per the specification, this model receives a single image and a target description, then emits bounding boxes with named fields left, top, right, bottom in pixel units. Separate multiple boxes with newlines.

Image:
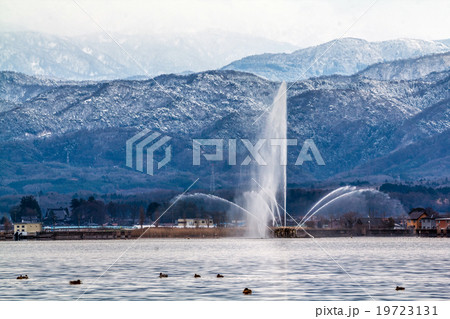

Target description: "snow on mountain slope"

left=4, top=32, right=449, bottom=83
left=0, top=70, right=279, bottom=141
left=0, top=31, right=297, bottom=80
left=222, top=38, right=450, bottom=81
left=0, top=32, right=129, bottom=80
left=437, top=39, right=450, bottom=47
left=357, top=52, right=450, bottom=80
left=0, top=64, right=449, bottom=193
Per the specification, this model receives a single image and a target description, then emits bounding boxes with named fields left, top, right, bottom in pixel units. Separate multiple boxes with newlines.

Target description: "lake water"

left=0, top=237, right=449, bottom=300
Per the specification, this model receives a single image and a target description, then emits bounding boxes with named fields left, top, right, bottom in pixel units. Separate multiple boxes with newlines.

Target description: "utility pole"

left=210, top=163, right=216, bottom=193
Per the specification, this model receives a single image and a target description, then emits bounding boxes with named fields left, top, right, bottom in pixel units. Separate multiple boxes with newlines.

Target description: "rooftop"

left=408, top=208, right=438, bottom=220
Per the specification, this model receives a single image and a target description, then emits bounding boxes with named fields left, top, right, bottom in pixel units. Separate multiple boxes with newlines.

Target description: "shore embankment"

left=273, top=227, right=443, bottom=238
left=0, top=227, right=246, bottom=241
left=1, top=227, right=446, bottom=241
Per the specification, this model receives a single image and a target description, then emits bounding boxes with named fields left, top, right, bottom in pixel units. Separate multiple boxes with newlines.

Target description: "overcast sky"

left=1, top=0, right=449, bottom=47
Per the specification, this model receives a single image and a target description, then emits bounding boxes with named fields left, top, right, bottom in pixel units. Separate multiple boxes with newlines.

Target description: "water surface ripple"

left=0, top=237, right=449, bottom=300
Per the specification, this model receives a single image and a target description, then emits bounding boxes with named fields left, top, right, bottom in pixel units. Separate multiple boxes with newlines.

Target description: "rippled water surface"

left=1, top=237, right=449, bottom=300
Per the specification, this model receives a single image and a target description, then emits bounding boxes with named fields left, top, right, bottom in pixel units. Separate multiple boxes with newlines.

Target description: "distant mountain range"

left=1, top=33, right=450, bottom=195
left=223, top=38, right=450, bottom=81
left=0, top=49, right=449, bottom=195
left=2, top=33, right=450, bottom=82
left=0, top=31, right=297, bottom=80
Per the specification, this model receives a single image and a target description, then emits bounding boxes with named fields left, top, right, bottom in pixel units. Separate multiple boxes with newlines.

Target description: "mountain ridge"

left=0, top=31, right=298, bottom=81
left=222, top=37, right=450, bottom=81
left=356, top=51, right=450, bottom=80
left=0, top=60, right=448, bottom=194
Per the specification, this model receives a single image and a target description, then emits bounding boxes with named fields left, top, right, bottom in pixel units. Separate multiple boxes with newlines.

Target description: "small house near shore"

left=406, top=208, right=438, bottom=231
left=14, top=222, right=43, bottom=235
left=44, top=207, right=70, bottom=224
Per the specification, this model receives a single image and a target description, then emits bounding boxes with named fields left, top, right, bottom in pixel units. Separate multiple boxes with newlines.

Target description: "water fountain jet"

left=172, top=82, right=289, bottom=238
left=243, top=82, right=288, bottom=237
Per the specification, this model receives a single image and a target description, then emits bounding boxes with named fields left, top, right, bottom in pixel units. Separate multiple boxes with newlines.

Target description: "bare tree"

left=139, top=206, right=145, bottom=229
left=2, top=217, right=12, bottom=232
left=340, top=212, right=359, bottom=229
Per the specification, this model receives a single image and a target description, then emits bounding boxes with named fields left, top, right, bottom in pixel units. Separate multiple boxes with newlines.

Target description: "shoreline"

left=1, top=227, right=447, bottom=241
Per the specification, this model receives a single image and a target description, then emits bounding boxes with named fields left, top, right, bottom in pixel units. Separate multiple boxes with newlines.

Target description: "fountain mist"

left=300, top=186, right=357, bottom=224
left=171, top=83, right=289, bottom=238
left=174, top=193, right=272, bottom=233
left=298, top=188, right=406, bottom=228
left=243, top=82, right=288, bottom=237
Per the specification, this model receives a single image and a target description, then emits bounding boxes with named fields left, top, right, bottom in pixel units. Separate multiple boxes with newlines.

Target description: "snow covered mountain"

left=0, top=32, right=129, bottom=80
left=437, top=38, right=450, bottom=47
left=0, top=31, right=297, bottom=80
left=357, top=52, right=450, bottom=80
left=0, top=56, right=449, bottom=194
left=4, top=32, right=449, bottom=83
left=222, top=38, right=450, bottom=81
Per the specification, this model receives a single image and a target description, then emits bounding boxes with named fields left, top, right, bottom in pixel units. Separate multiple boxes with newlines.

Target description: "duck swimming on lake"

left=217, top=274, right=224, bottom=278
left=159, top=273, right=168, bottom=278
left=70, top=280, right=82, bottom=285
left=194, top=274, right=201, bottom=278
left=395, top=286, right=405, bottom=291
left=243, top=288, right=252, bottom=295
left=16, top=275, right=28, bottom=280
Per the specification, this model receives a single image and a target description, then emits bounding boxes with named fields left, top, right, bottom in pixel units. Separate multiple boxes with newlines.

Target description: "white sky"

left=1, top=0, right=449, bottom=47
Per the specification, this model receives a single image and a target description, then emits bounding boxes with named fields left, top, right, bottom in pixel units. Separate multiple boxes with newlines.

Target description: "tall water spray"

left=243, top=82, right=288, bottom=237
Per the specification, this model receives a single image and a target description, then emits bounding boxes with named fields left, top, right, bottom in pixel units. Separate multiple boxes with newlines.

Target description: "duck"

left=70, top=280, right=82, bottom=285
left=16, top=274, right=28, bottom=280
left=217, top=274, right=224, bottom=278
left=194, top=274, right=201, bottom=278
left=159, top=273, right=168, bottom=278
left=243, top=288, right=252, bottom=295
left=395, top=286, right=405, bottom=291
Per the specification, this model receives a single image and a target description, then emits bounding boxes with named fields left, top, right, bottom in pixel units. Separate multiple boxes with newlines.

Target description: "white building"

left=420, top=217, right=436, bottom=229
left=177, top=218, right=214, bottom=228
